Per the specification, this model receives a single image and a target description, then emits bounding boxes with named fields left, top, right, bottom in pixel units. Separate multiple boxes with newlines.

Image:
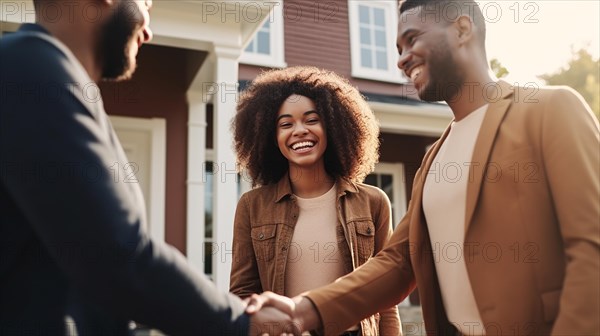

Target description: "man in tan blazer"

left=246, top=0, right=600, bottom=335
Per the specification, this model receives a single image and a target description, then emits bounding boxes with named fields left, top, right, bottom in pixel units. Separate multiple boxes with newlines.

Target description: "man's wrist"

left=293, top=296, right=321, bottom=333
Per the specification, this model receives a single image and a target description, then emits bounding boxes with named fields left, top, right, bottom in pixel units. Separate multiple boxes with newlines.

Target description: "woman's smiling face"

left=276, top=94, right=327, bottom=170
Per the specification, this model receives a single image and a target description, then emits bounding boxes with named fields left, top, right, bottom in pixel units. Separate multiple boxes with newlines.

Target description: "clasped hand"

left=245, top=291, right=304, bottom=336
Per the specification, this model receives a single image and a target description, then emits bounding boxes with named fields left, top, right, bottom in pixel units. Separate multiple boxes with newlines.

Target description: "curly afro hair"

left=233, top=66, right=380, bottom=187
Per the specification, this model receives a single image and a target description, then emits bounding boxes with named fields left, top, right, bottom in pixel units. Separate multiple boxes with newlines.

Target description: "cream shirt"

left=284, top=184, right=345, bottom=297
left=423, top=104, right=488, bottom=336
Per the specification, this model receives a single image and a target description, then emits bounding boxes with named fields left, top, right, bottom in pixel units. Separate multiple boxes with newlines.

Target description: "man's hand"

left=248, top=306, right=300, bottom=336
left=245, top=291, right=322, bottom=334
left=246, top=292, right=295, bottom=315
left=246, top=292, right=300, bottom=335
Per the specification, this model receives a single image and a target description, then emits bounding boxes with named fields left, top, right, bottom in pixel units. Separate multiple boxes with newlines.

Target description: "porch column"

left=211, top=45, right=241, bottom=291
left=186, top=92, right=207, bottom=272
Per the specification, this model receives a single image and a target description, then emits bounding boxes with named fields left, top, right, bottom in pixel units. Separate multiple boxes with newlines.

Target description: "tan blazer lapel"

left=464, top=81, right=515, bottom=233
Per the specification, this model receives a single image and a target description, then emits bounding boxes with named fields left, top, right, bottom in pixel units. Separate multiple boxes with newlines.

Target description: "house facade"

left=1, top=0, right=451, bottom=314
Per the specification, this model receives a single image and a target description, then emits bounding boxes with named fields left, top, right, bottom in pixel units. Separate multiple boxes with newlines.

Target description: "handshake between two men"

left=246, top=292, right=320, bottom=336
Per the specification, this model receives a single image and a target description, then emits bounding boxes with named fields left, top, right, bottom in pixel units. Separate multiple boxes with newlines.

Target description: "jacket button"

left=367, top=228, right=372, bottom=235
left=282, top=246, right=287, bottom=251
left=258, top=233, right=264, bottom=240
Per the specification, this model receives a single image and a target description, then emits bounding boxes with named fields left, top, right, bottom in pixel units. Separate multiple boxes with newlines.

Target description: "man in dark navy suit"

left=0, top=0, right=296, bottom=335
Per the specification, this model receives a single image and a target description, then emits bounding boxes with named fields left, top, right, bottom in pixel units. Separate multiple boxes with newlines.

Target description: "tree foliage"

left=490, top=58, right=509, bottom=79
left=539, top=48, right=600, bottom=119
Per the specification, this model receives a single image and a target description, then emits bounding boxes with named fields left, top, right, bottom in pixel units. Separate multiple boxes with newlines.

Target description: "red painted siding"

left=284, top=0, right=352, bottom=76
left=240, top=0, right=419, bottom=99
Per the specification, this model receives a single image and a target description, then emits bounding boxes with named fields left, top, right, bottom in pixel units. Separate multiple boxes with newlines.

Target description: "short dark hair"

left=233, top=66, right=380, bottom=186
left=32, top=0, right=53, bottom=11
left=400, top=0, right=486, bottom=46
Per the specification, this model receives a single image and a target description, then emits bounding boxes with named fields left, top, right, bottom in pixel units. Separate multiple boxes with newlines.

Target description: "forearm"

left=62, top=235, right=250, bottom=335
left=292, top=296, right=322, bottom=333
left=379, top=305, right=401, bottom=335
left=304, top=250, right=414, bottom=335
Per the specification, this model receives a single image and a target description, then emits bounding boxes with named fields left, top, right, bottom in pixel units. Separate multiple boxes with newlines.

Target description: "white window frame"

left=239, top=1, right=286, bottom=68
left=370, top=162, right=407, bottom=226
left=202, top=149, right=251, bottom=277
left=368, top=162, right=409, bottom=307
left=348, top=1, right=407, bottom=83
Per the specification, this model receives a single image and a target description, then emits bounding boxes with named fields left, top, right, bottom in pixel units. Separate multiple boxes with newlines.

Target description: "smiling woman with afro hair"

left=232, top=66, right=380, bottom=186
left=229, top=66, right=401, bottom=335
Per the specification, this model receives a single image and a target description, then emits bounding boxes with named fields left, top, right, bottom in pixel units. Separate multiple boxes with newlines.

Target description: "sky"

left=479, top=0, right=600, bottom=85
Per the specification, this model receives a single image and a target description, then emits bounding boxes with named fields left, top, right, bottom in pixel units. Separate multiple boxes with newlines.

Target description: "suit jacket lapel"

left=464, top=81, right=514, bottom=233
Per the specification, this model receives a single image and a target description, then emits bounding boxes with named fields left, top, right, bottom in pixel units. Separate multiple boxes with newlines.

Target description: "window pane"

left=376, top=50, right=388, bottom=70
left=361, top=48, right=373, bottom=68
left=257, top=32, right=270, bottom=54
left=364, top=174, right=377, bottom=186
left=365, top=173, right=396, bottom=226
left=246, top=19, right=271, bottom=56
left=359, top=5, right=370, bottom=24
left=203, top=162, right=214, bottom=274
left=375, top=30, right=386, bottom=48
left=204, top=162, right=214, bottom=238
left=204, top=241, right=214, bottom=275
left=381, top=174, right=394, bottom=202
left=360, top=27, right=371, bottom=45
left=373, top=8, right=385, bottom=27
left=245, top=40, right=254, bottom=52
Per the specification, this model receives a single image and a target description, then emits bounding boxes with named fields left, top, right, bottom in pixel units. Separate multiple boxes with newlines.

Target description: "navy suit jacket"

left=0, top=24, right=249, bottom=335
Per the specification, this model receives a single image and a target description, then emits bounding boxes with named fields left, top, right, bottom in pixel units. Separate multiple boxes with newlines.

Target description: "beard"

left=418, top=39, right=465, bottom=102
left=99, top=1, right=140, bottom=81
